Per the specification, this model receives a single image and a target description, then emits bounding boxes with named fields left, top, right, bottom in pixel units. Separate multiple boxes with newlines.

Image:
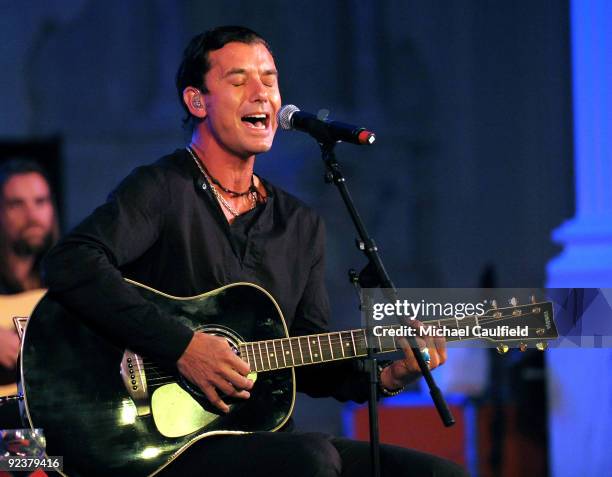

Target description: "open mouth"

left=241, top=113, right=269, bottom=130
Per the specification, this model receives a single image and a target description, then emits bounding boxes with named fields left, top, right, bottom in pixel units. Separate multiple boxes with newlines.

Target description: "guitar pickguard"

left=151, top=383, right=222, bottom=438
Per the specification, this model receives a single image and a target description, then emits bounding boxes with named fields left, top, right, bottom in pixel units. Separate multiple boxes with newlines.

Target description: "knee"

left=289, top=433, right=341, bottom=477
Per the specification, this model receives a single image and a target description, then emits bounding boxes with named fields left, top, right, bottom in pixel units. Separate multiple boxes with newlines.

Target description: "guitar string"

left=140, top=310, right=547, bottom=383
left=142, top=305, right=547, bottom=373
left=143, top=303, right=548, bottom=372
left=140, top=304, right=547, bottom=375
left=140, top=309, right=546, bottom=372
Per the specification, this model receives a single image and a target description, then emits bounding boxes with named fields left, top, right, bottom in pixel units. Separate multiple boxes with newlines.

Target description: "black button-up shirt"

left=43, top=149, right=369, bottom=402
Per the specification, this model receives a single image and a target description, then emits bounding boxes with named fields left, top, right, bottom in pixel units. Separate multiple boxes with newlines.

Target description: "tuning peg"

left=519, top=342, right=528, bottom=352
left=530, top=295, right=537, bottom=304
left=491, top=299, right=498, bottom=309
left=496, top=343, right=509, bottom=355
left=509, top=297, right=518, bottom=306
left=536, top=342, right=548, bottom=351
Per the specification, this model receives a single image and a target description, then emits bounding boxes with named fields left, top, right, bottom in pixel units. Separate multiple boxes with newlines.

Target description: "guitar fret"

left=360, top=329, right=368, bottom=355
left=341, top=332, right=352, bottom=356
left=328, top=334, right=334, bottom=360
left=297, top=337, right=304, bottom=364
left=287, top=338, right=296, bottom=366
left=316, top=336, right=323, bottom=361
left=241, top=344, right=250, bottom=369
left=339, top=332, right=346, bottom=358
left=302, top=337, right=313, bottom=363
left=278, top=338, right=289, bottom=368
left=247, top=343, right=259, bottom=371
left=272, top=340, right=279, bottom=369
left=354, top=330, right=361, bottom=356
left=277, top=340, right=286, bottom=368
left=264, top=341, right=272, bottom=370
left=355, top=331, right=362, bottom=356
left=376, top=334, right=382, bottom=353
left=350, top=330, right=357, bottom=356
left=357, top=330, right=365, bottom=355
left=307, top=337, right=314, bottom=361
left=257, top=342, right=265, bottom=371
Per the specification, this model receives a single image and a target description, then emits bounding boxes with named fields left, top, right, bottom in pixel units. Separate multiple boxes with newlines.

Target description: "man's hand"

left=0, top=329, right=20, bottom=369
left=177, top=332, right=253, bottom=413
left=380, top=321, right=447, bottom=391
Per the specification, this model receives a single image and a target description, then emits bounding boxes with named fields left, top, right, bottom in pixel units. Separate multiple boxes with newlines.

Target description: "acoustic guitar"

left=0, top=289, right=45, bottom=397
left=19, top=280, right=558, bottom=476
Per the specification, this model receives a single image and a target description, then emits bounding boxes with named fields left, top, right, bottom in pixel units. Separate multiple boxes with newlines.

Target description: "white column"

left=546, top=1, right=612, bottom=476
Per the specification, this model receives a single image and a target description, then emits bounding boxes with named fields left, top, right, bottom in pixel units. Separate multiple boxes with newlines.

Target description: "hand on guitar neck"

left=380, top=321, right=448, bottom=391
left=177, top=332, right=254, bottom=413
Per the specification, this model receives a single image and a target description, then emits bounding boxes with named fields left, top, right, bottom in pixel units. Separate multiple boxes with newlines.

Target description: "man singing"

left=43, top=26, right=466, bottom=476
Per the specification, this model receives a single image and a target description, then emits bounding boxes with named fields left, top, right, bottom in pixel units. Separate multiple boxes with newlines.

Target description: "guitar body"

left=0, top=289, right=45, bottom=396
left=20, top=281, right=294, bottom=477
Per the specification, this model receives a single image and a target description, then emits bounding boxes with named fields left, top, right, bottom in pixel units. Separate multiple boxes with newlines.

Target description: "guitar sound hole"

left=177, top=335, right=244, bottom=414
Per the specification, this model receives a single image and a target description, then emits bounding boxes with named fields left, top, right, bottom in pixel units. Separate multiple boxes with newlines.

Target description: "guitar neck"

left=238, top=318, right=472, bottom=373
left=238, top=301, right=553, bottom=373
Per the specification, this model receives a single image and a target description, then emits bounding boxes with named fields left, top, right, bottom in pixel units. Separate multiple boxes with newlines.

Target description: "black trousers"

left=159, top=432, right=468, bottom=477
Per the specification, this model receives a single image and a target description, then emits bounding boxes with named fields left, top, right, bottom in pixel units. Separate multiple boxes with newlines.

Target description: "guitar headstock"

left=479, top=296, right=557, bottom=353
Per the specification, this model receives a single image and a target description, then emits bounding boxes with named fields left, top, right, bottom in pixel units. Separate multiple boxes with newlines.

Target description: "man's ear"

left=183, top=87, right=207, bottom=119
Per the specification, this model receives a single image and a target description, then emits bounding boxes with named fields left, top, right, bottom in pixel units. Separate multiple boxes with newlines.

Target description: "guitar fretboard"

left=239, top=329, right=376, bottom=372
left=237, top=302, right=549, bottom=373
left=238, top=317, right=481, bottom=372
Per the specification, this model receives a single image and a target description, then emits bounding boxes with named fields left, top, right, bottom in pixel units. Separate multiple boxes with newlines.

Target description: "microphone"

left=278, top=105, right=376, bottom=146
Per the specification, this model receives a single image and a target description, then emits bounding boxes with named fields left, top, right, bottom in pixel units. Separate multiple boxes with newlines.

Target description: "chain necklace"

left=186, top=146, right=257, bottom=217
left=199, top=158, right=256, bottom=198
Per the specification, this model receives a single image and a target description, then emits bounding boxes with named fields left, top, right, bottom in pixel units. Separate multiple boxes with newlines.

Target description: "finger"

left=216, top=342, right=250, bottom=375
left=433, top=335, right=447, bottom=364
left=212, top=376, right=239, bottom=397
left=396, top=336, right=426, bottom=355
left=201, top=383, right=230, bottom=413
left=411, top=320, right=429, bottom=350
left=228, top=389, right=251, bottom=400
left=226, top=353, right=251, bottom=376
left=211, top=376, right=251, bottom=400
left=223, top=368, right=254, bottom=390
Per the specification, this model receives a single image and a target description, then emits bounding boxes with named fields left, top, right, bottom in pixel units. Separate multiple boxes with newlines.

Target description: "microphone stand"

left=318, top=141, right=455, bottom=477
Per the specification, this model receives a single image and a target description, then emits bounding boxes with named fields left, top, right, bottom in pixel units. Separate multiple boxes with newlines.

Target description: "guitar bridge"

left=120, top=350, right=151, bottom=416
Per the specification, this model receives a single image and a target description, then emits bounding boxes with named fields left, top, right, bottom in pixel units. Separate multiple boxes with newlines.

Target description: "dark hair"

left=175, top=25, right=273, bottom=128
left=0, top=159, right=53, bottom=193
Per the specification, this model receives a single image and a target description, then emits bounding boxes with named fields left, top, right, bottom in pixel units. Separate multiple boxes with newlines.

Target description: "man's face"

left=0, top=172, right=55, bottom=256
left=201, top=41, right=281, bottom=158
